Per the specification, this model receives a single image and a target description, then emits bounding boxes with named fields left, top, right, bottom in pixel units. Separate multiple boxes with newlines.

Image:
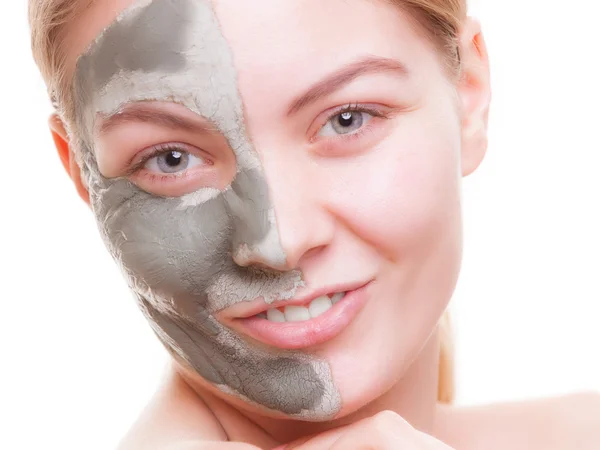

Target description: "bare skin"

left=116, top=364, right=600, bottom=450
left=46, top=0, right=600, bottom=448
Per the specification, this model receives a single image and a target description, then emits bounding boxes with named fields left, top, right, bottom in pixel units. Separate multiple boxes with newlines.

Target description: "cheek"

left=93, top=179, right=230, bottom=314
left=328, top=111, right=463, bottom=260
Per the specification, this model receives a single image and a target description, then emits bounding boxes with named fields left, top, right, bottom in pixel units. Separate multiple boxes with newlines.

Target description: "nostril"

left=232, top=242, right=290, bottom=271
left=298, top=244, right=328, bottom=263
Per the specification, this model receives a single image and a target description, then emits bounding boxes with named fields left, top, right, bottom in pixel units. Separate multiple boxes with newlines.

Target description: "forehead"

left=77, top=0, right=232, bottom=89
left=72, top=0, right=435, bottom=111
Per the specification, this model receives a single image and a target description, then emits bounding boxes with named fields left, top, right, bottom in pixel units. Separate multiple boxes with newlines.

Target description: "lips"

left=261, top=291, right=346, bottom=323
left=220, top=281, right=368, bottom=319
left=220, top=281, right=373, bottom=349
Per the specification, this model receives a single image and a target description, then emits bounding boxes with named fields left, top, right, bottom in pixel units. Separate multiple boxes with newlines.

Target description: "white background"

left=1, top=1, right=599, bottom=449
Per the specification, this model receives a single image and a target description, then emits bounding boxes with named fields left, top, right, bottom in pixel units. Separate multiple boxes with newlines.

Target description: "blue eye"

left=144, top=149, right=205, bottom=174
left=319, top=110, right=373, bottom=137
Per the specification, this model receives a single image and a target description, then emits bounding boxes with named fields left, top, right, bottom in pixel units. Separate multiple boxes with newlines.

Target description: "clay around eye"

left=128, top=142, right=221, bottom=198
left=144, top=148, right=206, bottom=174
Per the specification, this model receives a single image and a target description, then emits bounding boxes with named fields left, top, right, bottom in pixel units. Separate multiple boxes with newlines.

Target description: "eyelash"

left=126, top=103, right=389, bottom=181
left=311, top=102, right=391, bottom=144
left=127, top=142, right=209, bottom=181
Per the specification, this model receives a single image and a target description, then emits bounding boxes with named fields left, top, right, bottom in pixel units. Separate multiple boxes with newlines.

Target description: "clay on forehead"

left=84, top=0, right=187, bottom=89
left=71, top=0, right=342, bottom=419
left=76, top=0, right=259, bottom=170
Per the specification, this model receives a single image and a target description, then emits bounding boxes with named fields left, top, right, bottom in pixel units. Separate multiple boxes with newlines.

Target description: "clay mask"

left=71, top=0, right=341, bottom=419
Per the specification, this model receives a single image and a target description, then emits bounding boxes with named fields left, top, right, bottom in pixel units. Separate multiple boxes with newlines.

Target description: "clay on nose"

left=225, top=168, right=290, bottom=270
left=231, top=219, right=290, bottom=271
left=232, top=241, right=288, bottom=270
left=229, top=155, right=337, bottom=272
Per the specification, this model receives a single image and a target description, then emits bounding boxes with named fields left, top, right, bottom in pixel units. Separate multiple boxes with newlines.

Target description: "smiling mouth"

left=256, top=292, right=346, bottom=323
left=224, top=280, right=369, bottom=321
left=224, top=281, right=373, bottom=350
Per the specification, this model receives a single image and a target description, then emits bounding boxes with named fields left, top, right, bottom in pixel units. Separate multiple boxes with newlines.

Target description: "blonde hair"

left=28, top=0, right=94, bottom=127
left=28, top=0, right=465, bottom=404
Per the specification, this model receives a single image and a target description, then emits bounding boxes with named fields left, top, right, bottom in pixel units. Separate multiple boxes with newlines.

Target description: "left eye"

left=318, top=111, right=373, bottom=137
left=145, top=149, right=205, bottom=174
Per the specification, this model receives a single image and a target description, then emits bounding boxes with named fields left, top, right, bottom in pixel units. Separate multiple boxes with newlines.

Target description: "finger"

left=283, top=411, right=416, bottom=450
left=328, top=425, right=405, bottom=450
left=414, top=430, right=455, bottom=449
left=279, top=424, right=352, bottom=450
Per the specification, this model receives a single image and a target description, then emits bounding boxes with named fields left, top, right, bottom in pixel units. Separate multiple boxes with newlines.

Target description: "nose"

left=228, top=162, right=334, bottom=272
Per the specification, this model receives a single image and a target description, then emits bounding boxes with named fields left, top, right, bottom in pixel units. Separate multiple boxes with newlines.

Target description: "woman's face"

left=63, top=0, right=479, bottom=420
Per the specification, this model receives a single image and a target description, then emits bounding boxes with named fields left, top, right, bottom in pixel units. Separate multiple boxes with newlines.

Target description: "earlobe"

left=48, top=114, right=91, bottom=205
left=457, top=17, right=492, bottom=177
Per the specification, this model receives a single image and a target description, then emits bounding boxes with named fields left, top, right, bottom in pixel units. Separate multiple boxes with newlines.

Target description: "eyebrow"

left=287, top=56, right=411, bottom=116
left=98, top=104, right=218, bottom=136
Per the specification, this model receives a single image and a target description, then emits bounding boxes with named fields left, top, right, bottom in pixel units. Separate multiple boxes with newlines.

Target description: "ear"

left=48, top=114, right=91, bottom=205
left=456, top=17, right=492, bottom=177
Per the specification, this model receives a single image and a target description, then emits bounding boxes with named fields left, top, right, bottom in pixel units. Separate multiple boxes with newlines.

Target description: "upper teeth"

left=261, top=292, right=346, bottom=323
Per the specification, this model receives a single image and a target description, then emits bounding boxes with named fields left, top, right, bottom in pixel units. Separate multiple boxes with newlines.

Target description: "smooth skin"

left=48, top=0, right=600, bottom=448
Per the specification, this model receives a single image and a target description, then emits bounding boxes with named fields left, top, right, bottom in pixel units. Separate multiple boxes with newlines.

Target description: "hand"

left=165, top=441, right=263, bottom=450
left=278, top=411, right=454, bottom=450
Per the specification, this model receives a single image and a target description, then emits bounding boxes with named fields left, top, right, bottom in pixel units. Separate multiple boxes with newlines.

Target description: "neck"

left=181, top=328, right=442, bottom=446
left=247, top=327, right=442, bottom=443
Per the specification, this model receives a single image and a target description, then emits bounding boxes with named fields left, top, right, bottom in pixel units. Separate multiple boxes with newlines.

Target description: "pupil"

left=339, top=112, right=354, bottom=127
left=165, top=151, right=183, bottom=167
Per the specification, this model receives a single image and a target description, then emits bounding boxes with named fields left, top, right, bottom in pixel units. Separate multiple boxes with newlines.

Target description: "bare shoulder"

left=117, top=364, right=226, bottom=450
left=437, top=391, right=600, bottom=450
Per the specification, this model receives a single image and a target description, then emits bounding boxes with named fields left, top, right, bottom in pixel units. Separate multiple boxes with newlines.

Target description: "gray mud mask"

left=71, top=0, right=341, bottom=419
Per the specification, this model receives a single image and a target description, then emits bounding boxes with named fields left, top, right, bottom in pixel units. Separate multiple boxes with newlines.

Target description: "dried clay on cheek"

left=71, top=0, right=341, bottom=419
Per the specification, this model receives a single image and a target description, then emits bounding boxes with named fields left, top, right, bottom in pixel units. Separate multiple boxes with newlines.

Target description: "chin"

left=320, top=289, right=445, bottom=420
